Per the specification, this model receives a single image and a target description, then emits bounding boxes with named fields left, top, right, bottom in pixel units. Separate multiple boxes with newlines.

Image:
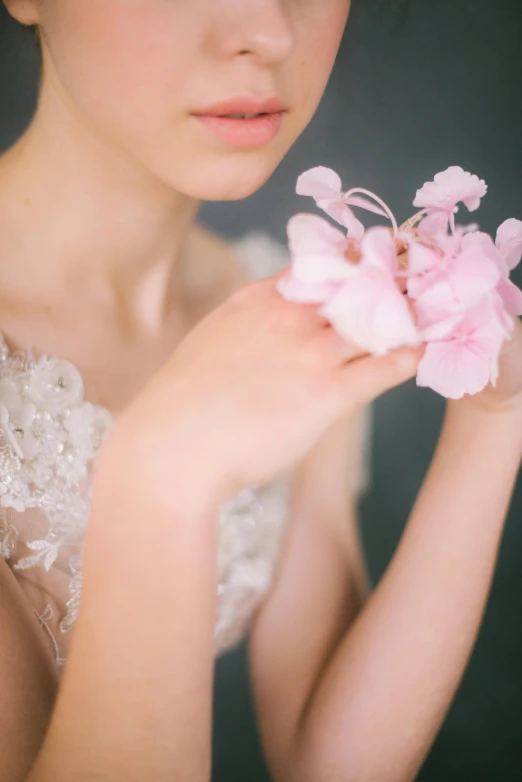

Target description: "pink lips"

left=191, top=96, right=288, bottom=148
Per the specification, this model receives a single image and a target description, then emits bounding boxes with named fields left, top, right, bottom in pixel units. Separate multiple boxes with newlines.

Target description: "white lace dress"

left=0, top=235, right=369, bottom=672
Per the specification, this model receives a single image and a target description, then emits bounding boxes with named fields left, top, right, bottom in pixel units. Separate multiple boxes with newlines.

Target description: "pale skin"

left=0, top=1, right=521, bottom=781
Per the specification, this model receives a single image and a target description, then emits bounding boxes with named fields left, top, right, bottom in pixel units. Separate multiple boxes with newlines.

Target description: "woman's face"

left=11, top=0, right=351, bottom=200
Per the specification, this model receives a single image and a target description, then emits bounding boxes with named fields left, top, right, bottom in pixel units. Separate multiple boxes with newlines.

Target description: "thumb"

left=335, top=345, right=424, bottom=409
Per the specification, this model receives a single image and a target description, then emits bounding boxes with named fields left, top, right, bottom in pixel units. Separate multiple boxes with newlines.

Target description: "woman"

left=0, top=1, right=520, bottom=780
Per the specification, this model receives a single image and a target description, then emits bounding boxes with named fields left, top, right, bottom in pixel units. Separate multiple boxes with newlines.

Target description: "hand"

left=108, top=271, right=421, bottom=504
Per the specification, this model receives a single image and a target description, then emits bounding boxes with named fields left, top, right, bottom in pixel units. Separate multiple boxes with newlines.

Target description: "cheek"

left=41, top=0, right=198, bottom=136
left=290, top=2, right=351, bottom=122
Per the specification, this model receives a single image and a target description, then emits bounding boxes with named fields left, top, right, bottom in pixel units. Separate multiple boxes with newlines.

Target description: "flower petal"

left=417, top=300, right=505, bottom=398
left=417, top=340, right=492, bottom=399
left=320, top=273, right=419, bottom=355
left=287, top=213, right=347, bottom=258
left=417, top=211, right=450, bottom=239
left=316, top=199, right=365, bottom=238
left=360, top=226, right=398, bottom=275
left=413, top=166, right=487, bottom=213
left=495, top=218, right=522, bottom=271
left=407, top=241, right=440, bottom=276
left=296, top=166, right=343, bottom=200
left=497, top=278, right=522, bottom=316
left=294, top=168, right=366, bottom=237
left=407, top=270, right=439, bottom=300
left=286, top=214, right=354, bottom=284
left=345, top=194, right=388, bottom=218
left=414, top=282, right=464, bottom=340
left=276, top=275, right=341, bottom=304
left=447, top=241, right=500, bottom=303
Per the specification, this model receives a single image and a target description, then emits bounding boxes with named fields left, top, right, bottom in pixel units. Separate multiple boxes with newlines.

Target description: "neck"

left=0, top=78, right=201, bottom=335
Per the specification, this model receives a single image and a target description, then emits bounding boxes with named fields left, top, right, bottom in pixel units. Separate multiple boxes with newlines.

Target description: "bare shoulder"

left=0, top=558, right=58, bottom=780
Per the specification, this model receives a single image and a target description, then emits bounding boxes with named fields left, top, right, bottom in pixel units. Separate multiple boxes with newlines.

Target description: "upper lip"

left=191, top=96, right=288, bottom=117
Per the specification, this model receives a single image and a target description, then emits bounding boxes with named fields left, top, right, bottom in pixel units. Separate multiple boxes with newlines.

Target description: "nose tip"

left=219, top=2, right=295, bottom=65
left=247, top=27, right=294, bottom=63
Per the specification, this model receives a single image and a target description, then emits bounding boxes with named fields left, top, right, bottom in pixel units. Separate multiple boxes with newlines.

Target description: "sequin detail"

left=0, top=337, right=112, bottom=644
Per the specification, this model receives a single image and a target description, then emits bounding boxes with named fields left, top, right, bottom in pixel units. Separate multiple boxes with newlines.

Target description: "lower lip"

left=192, top=112, right=285, bottom=147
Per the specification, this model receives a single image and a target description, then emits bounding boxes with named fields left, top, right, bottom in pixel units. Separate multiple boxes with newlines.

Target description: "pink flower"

left=413, top=166, right=488, bottom=233
left=494, top=218, right=522, bottom=316
left=409, top=231, right=506, bottom=352
left=319, top=227, right=419, bottom=355
left=417, top=211, right=450, bottom=241
left=407, top=239, right=441, bottom=277
left=280, top=163, right=520, bottom=401
left=407, top=231, right=499, bottom=305
left=417, top=212, right=479, bottom=241
left=296, top=167, right=386, bottom=240
left=496, top=278, right=522, bottom=317
left=276, top=214, right=355, bottom=304
left=496, top=218, right=522, bottom=269
left=458, top=222, right=522, bottom=317
left=413, top=282, right=467, bottom=341
left=416, top=298, right=506, bottom=399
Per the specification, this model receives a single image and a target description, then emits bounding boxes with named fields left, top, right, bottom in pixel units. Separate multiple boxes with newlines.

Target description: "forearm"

left=27, top=431, right=221, bottom=782
left=291, top=402, right=522, bottom=782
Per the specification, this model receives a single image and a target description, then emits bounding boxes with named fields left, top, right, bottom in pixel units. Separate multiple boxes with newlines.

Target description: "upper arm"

left=248, top=410, right=371, bottom=780
left=0, top=557, right=58, bottom=781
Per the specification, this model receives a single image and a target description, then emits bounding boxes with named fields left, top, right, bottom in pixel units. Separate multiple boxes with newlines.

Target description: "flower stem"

left=344, top=188, right=399, bottom=237
left=400, top=209, right=429, bottom=232
left=449, top=211, right=456, bottom=236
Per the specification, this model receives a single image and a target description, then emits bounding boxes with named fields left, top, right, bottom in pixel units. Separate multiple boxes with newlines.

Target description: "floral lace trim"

left=34, top=604, right=67, bottom=668
left=0, top=335, right=113, bottom=636
left=0, top=506, right=19, bottom=558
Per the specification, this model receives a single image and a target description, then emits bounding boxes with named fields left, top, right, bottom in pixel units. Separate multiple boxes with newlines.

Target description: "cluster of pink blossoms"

left=277, top=166, right=522, bottom=399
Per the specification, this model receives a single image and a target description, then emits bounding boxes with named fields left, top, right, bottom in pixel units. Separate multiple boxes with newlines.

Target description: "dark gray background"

left=1, top=1, right=521, bottom=779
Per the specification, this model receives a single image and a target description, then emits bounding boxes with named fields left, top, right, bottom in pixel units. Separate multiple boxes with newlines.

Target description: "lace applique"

left=216, top=480, right=291, bottom=651
left=60, top=553, right=83, bottom=634
left=0, top=335, right=113, bottom=634
left=0, top=506, right=18, bottom=558
left=34, top=604, right=67, bottom=668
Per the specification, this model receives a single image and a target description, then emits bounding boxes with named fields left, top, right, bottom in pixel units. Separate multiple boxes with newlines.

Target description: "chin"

left=195, top=170, right=277, bottom=202
left=149, top=143, right=292, bottom=202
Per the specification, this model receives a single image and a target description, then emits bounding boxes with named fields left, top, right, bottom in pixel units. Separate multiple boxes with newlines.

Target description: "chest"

left=0, top=309, right=193, bottom=416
